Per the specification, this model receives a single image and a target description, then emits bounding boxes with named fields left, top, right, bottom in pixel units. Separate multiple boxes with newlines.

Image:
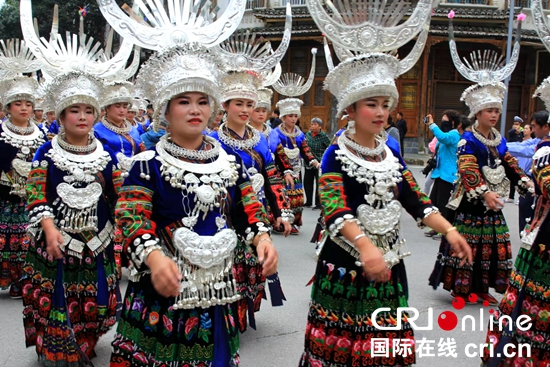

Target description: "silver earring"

left=347, top=120, right=355, bottom=135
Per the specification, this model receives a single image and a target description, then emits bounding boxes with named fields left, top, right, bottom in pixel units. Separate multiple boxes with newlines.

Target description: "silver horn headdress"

left=530, top=0, right=550, bottom=109
left=97, top=0, right=246, bottom=51
left=20, top=1, right=135, bottom=79
left=447, top=10, right=523, bottom=117
left=255, top=64, right=281, bottom=110
left=309, top=0, right=430, bottom=117
left=273, top=48, right=317, bottom=118
left=217, top=4, right=292, bottom=105
left=0, top=39, right=42, bottom=74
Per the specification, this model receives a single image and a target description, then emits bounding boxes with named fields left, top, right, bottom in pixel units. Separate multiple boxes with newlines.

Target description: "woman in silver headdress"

left=0, top=76, right=44, bottom=298
left=94, top=82, right=143, bottom=158
left=429, top=13, right=531, bottom=305
left=22, top=71, right=121, bottom=365
left=109, top=44, right=278, bottom=366
left=300, top=1, right=472, bottom=365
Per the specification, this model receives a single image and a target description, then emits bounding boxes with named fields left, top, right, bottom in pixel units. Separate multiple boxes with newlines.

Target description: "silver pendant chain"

left=340, top=131, right=386, bottom=157
left=4, top=118, right=35, bottom=135
left=279, top=125, right=301, bottom=138
left=102, top=118, right=132, bottom=135
left=163, top=134, right=220, bottom=161
left=217, top=123, right=260, bottom=151
left=472, top=126, right=502, bottom=147
left=57, top=133, right=97, bottom=154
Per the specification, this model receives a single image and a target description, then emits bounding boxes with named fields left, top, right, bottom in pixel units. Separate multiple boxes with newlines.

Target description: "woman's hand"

left=275, top=217, right=292, bottom=237
left=483, top=191, right=504, bottom=211
left=284, top=173, right=295, bottom=190
left=44, top=227, right=64, bottom=260
left=358, top=239, right=390, bottom=283
left=256, top=237, right=278, bottom=276
left=446, top=230, right=473, bottom=266
left=147, top=251, right=182, bottom=298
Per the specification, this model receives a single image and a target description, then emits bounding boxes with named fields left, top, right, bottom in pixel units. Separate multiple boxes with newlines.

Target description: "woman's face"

left=214, top=110, right=224, bottom=124
left=283, top=114, right=298, bottom=127
left=223, top=99, right=254, bottom=127
left=347, top=97, right=390, bottom=136
left=476, top=108, right=500, bottom=129
left=523, top=124, right=531, bottom=138
left=60, top=103, right=95, bottom=140
left=126, top=110, right=137, bottom=121
left=106, top=103, right=129, bottom=124
left=251, top=107, right=268, bottom=125
left=7, top=100, right=33, bottom=124
left=165, top=92, right=211, bottom=139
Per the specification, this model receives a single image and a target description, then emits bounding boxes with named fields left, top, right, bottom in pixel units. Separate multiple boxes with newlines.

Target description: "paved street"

left=0, top=166, right=524, bottom=366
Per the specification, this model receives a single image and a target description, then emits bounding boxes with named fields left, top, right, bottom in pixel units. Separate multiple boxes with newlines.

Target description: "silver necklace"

left=217, top=123, right=260, bottom=151
left=57, top=133, right=97, bottom=154
left=340, top=132, right=386, bottom=157
left=279, top=125, right=301, bottom=138
left=163, top=134, right=220, bottom=161
left=102, top=118, right=132, bottom=135
left=4, top=118, right=35, bottom=135
left=472, top=126, right=502, bottom=147
left=262, top=123, right=272, bottom=139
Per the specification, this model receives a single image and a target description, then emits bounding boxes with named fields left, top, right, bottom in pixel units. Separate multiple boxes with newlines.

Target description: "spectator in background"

left=508, top=116, right=524, bottom=142
left=141, top=116, right=168, bottom=149
left=384, top=115, right=401, bottom=152
left=304, top=117, right=331, bottom=209
left=506, top=116, right=524, bottom=203
left=269, top=108, right=282, bottom=128
left=506, top=112, right=543, bottom=232
left=395, top=111, right=407, bottom=156
left=425, top=110, right=471, bottom=237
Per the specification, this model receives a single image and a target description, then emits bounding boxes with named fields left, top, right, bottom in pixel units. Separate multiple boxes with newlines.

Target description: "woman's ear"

left=345, top=105, right=356, bottom=120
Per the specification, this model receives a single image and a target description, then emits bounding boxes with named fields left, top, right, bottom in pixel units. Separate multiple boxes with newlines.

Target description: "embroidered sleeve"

left=399, top=169, right=437, bottom=228
left=533, top=144, right=550, bottom=198
left=458, top=153, right=489, bottom=201
left=26, top=159, right=54, bottom=227
left=318, top=172, right=359, bottom=236
left=264, top=162, right=292, bottom=220
left=115, top=185, right=159, bottom=272
left=300, top=138, right=318, bottom=166
left=233, top=180, right=271, bottom=245
left=274, top=143, right=294, bottom=174
left=502, top=151, right=530, bottom=196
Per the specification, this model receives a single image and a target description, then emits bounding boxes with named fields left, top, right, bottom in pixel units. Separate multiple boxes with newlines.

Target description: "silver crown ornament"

left=97, top=0, right=246, bottom=51
left=311, top=0, right=430, bottom=117
left=20, top=1, right=136, bottom=79
left=447, top=9, right=524, bottom=117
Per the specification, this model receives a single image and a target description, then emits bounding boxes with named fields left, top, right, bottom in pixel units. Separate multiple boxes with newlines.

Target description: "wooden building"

left=237, top=0, right=550, bottom=152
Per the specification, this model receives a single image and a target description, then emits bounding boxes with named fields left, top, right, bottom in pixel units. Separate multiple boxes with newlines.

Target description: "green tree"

left=0, top=0, right=125, bottom=44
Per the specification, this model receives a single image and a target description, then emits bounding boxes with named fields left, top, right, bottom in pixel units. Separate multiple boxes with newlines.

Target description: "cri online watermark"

left=368, top=295, right=532, bottom=359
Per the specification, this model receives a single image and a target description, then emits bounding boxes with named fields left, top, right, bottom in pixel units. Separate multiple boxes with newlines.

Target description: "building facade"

left=233, top=0, right=550, bottom=152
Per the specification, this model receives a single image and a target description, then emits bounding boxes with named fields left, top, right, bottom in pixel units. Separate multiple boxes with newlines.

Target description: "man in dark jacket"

left=395, top=111, right=407, bottom=156
left=507, top=116, right=523, bottom=143
left=269, top=108, right=283, bottom=128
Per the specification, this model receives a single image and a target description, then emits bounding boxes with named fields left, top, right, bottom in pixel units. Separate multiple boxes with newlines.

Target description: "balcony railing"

left=246, top=0, right=266, bottom=9
left=280, top=0, right=307, bottom=6
left=440, top=0, right=493, bottom=4
left=515, top=0, right=550, bottom=8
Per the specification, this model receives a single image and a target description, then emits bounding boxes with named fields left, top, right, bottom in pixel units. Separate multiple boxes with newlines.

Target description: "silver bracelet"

left=352, top=233, right=366, bottom=246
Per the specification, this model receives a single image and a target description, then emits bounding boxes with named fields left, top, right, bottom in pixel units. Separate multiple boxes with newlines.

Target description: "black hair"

left=273, top=108, right=280, bottom=116
left=458, top=115, right=472, bottom=131
left=531, top=110, right=549, bottom=129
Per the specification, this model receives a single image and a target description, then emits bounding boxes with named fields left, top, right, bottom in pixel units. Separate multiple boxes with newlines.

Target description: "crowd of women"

left=0, top=0, right=549, bottom=366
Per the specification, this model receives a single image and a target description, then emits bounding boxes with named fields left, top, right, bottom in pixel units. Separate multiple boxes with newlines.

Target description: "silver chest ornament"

left=172, top=227, right=240, bottom=309
left=247, top=167, right=265, bottom=200
left=284, top=146, right=302, bottom=175
left=0, top=124, right=44, bottom=197
left=335, top=138, right=411, bottom=268
left=481, top=161, right=510, bottom=200
left=156, top=138, right=242, bottom=309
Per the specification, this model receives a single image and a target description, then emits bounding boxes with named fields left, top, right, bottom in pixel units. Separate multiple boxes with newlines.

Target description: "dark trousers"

left=508, top=184, right=516, bottom=200
left=304, top=168, right=319, bottom=207
left=429, top=177, right=455, bottom=222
